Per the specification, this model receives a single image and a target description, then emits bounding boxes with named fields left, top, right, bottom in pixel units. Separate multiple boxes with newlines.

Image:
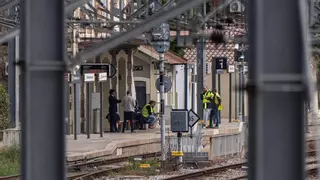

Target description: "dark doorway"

left=135, top=81, right=146, bottom=108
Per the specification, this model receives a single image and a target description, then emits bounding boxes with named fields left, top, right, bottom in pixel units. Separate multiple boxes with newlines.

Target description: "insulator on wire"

left=210, top=30, right=227, bottom=44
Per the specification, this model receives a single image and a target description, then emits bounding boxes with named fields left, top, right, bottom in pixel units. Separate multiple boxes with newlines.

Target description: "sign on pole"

left=155, top=76, right=172, bottom=93
left=228, top=64, right=235, bottom=73
left=84, top=73, right=95, bottom=82
left=188, top=109, right=200, bottom=127
left=99, top=72, right=107, bottom=81
left=171, top=109, right=189, bottom=132
left=214, top=57, right=228, bottom=70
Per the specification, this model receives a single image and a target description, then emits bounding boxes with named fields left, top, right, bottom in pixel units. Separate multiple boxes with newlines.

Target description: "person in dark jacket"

left=109, top=89, right=121, bottom=132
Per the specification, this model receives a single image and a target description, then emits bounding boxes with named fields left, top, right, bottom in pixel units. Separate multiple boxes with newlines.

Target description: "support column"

left=21, top=0, right=65, bottom=179
left=111, top=50, right=119, bottom=94
left=248, top=0, right=305, bottom=179
left=196, top=37, right=206, bottom=119
left=184, top=64, right=188, bottom=109
left=127, top=49, right=134, bottom=94
left=8, top=38, right=16, bottom=128
left=15, top=36, right=20, bottom=129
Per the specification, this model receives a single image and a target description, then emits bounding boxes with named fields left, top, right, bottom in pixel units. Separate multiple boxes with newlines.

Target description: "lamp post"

left=151, top=22, right=170, bottom=161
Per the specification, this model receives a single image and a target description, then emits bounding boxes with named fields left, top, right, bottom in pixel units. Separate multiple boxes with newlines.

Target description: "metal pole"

left=177, top=131, right=182, bottom=164
left=212, top=57, right=216, bottom=90
left=196, top=37, right=206, bottom=119
left=15, top=36, right=20, bottom=129
left=248, top=0, right=305, bottom=179
left=184, top=64, right=188, bottom=109
left=234, top=62, right=238, bottom=121
left=73, top=69, right=81, bottom=140
left=86, top=83, right=91, bottom=139
left=229, top=73, right=232, bottom=123
left=305, top=101, right=309, bottom=133
left=241, top=60, right=245, bottom=121
left=73, top=81, right=77, bottom=140
left=72, top=29, right=81, bottom=137
left=238, top=65, right=242, bottom=121
left=159, top=53, right=166, bottom=161
left=8, top=38, right=16, bottom=128
left=218, top=74, right=221, bottom=94
left=65, top=76, right=70, bottom=135
left=21, top=0, right=65, bottom=179
left=191, top=65, right=195, bottom=110
left=100, top=82, right=103, bottom=137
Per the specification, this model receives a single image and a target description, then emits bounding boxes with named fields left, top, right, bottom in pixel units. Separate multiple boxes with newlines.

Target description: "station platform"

left=66, top=119, right=241, bottom=162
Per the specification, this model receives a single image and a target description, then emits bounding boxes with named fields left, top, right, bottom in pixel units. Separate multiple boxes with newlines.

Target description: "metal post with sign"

left=151, top=22, right=170, bottom=162
left=80, top=63, right=116, bottom=139
left=171, top=109, right=189, bottom=164
left=228, top=64, right=235, bottom=123
left=242, top=64, right=247, bottom=121
left=214, top=57, right=227, bottom=124
left=73, top=67, right=81, bottom=140
left=84, top=73, right=95, bottom=139
left=99, top=72, right=108, bottom=137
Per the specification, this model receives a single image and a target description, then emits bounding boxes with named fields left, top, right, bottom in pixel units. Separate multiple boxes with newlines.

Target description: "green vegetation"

left=109, top=158, right=161, bottom=176
left=0, top=146, right=20, bottom=176
left=0, top=83, right=9, bottom=141
left=170, top=39, right=185, bottom=58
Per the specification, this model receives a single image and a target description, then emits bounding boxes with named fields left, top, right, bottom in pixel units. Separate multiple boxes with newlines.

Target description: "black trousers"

left=209, top=108, right=216, bottom=127
left=122, top=111, right=134, bottom=132
left=109, top=112, right=118, bottom=132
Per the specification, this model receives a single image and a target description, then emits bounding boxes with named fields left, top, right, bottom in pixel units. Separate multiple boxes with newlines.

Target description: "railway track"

left=162, top=162, right=246, bottom=180
left=68, top=152, right=160, bottom=169
left=0, top=152, right=160, bottom=180
left=0, top=148, right=317, bottom=180
left=162, top=150, right=319, bottom=180
left=228, top=166, right=319, bottom=180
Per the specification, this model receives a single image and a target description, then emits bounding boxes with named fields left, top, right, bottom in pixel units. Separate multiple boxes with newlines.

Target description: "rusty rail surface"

left=228, top=165, right=319, bottom=180
left=68, top=152, right=160, bottom=169
left=162, top=162, right=246, bottom=180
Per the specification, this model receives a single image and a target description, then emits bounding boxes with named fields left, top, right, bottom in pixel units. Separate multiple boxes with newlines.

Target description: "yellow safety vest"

left=202, top=90, right=213, bottom=109
left=141, top=104, right=154, bottom=117
left=213, top=92, right=223, bottom=111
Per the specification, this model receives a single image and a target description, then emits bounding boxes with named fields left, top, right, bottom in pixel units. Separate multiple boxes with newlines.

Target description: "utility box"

left=170, top=109, right=189, bottom=132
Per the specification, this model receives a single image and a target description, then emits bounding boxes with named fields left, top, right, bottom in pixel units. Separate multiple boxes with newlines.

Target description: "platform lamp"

left=151, top=22, right=170, bottom=162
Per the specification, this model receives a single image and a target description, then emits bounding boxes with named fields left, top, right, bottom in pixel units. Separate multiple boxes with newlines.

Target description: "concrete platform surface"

left=66, top=119, right=240, bottom=161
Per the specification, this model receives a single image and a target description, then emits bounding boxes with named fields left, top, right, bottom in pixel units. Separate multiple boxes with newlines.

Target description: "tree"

left=170, top=39, right=185, bottom=57
left=0, top=83, right=8, bottom=140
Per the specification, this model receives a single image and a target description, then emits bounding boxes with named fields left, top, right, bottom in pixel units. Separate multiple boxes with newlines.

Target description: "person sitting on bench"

left=140, top=100, right=157, bottom=129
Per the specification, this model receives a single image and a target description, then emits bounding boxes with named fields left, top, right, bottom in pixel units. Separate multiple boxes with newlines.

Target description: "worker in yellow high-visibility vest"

left=201, top=87, right=214, bottom=128
left=208, top=88, right=222, bottom=128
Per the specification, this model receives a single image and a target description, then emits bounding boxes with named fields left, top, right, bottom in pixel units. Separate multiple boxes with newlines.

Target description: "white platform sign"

left=188, top=109, right=200, bottom=127
left=99, top=72, right=107, bottom=81
left=228, top=65, right=235, bottom=73
left=84, top=73, right=95, bottom=82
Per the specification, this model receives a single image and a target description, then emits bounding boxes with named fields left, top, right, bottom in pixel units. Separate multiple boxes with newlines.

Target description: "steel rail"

left=72, top=166, right=124, bottom=180
left=67, top=152, right=160, bottom=168
left=228, top=166, right=319, bottom=180
left=162, top=162, right=246, bottom=180
left=0, top=153, right=159, bottom=180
